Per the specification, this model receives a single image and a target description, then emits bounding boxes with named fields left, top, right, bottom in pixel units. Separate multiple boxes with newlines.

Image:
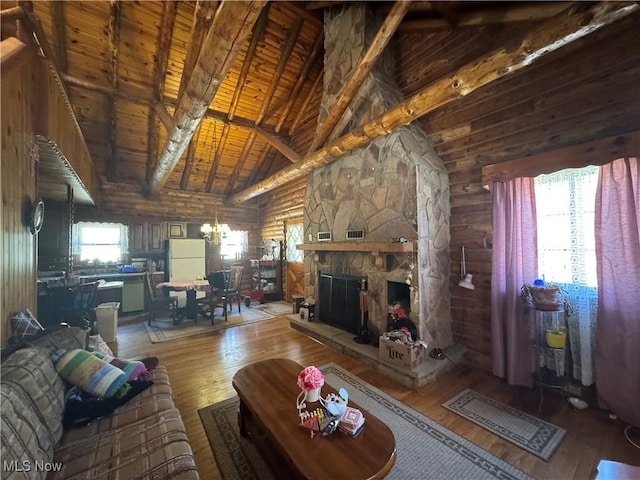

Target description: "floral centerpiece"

left=297, top=366, right=324, bottom=405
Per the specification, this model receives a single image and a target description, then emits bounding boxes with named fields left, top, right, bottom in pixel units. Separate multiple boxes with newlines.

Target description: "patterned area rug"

left=443, top=389, right=566, bottom=461
left=253, top=300, right=292, bottom=317
left=143, top=308, right=274, bottom=343
left=199, top=363, right=533, bottom=480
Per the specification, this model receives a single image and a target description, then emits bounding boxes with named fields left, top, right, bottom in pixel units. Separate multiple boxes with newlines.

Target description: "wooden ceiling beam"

left=228, top=5, right=269, bottom=121
left=225, top=130, right=257, bottom=195
left=176, top=0, right=218, bottom=105
left=308, top=0, right=409, bottom=153
left=399, top=3, right=573, bottom=32
left=255, top=15, right=303, bottom=124
left=147, top=1, right=178, bottom=182
left=205, top=122, right=230, bottom=193
left=147, top=0, right=266, bottom=196
left=50, top=1, right=67, bottom=73
left=275, top=31, right=323, bottom=133
left=180, top=124, right=202, bottom=190
left=106, top=0, right=121, bottom=182
left=254, top=126, right=300, bottom=163
left=228, top=1, right=638, bottom=203
left=289, top=70, right=322, bottom=136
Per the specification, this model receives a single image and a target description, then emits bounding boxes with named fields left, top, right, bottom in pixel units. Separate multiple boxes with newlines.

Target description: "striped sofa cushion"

left=55, top=349, right=127, bottom=398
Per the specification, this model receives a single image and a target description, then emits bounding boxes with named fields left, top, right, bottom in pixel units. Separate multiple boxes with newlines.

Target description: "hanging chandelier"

left=201, top=208, right=221, bottom=245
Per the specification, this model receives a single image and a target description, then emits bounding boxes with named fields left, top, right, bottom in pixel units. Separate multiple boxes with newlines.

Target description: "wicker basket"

left=521, top=284, right=564, bottom=311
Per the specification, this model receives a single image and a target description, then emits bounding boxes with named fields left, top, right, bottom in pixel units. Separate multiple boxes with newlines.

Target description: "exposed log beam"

left=290, top=70, right=322, bottom=135
left=275, top=31, right=323, bottom=133
left=147, top=1, right=178, bottom=181
left=228, top=1, right=639, bottom=203
left=106, top=0, right=121, bottom=182
left=180, top=124, right=202, bottom=190
left=225, top=131, right=256, bottom=195
left=50, top=1, right=67, bottom=73
left=399, top=3, right=573, bottom=32
left=308, top=0, right=409, bottom=152
left=254, top=126, right=300, bottom=163
left=255, top=15, right=303, bottom=124
left=176, top=0, right=218, bottom=105
left=59, top=73, right=300, bottom=151
left=228, top=5, right=269, bottom=121
left=205, top=122, right=230, bottom=193
left=147, top=1, right=266, bottom=196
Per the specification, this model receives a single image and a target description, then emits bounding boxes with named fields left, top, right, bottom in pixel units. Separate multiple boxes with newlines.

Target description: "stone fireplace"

left=301, top=4, right=453, bottom=350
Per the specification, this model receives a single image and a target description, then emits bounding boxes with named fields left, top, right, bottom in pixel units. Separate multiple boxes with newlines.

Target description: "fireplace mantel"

left=297, top=241, right=415, bottom=268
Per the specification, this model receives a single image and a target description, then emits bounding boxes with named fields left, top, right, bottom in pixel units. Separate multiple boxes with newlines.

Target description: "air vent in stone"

left=317, top=231, right=332, bottom=242
left=346, top=230, right=365, bottom=240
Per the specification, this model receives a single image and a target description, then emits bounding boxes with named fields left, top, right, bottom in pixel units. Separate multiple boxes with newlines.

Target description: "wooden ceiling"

left=2, top=1, right=639, bottom=209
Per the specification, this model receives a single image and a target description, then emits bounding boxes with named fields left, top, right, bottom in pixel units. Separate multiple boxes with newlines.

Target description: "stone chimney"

left=303, top=4, right=453, bottom=349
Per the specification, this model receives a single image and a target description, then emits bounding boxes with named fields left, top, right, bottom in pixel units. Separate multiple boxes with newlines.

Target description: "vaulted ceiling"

left=3, top=1, right=639, bottom=209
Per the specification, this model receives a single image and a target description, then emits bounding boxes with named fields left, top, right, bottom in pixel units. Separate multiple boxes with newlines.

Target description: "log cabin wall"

left=1, top=51, right=38, bottom=345
left=395, top=14, right=640, bottom=370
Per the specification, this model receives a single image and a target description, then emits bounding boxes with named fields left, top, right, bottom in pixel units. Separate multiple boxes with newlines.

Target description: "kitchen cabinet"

left=38, top=201, right=70, bottom=270
left=129, top=221, right=166, bottom=254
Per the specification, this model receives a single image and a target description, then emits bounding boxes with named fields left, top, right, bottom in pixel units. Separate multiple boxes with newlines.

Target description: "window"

left=534, top=166, right=599, bottom=286
left=73, top=222, right=128, bottom=263
left=286, top=223, right=303, bottom=263
left=220, top=227, right=248, bottom=260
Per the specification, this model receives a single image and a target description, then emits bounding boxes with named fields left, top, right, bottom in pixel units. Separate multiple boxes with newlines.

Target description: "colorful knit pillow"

left=55, top=349, right=128, bottom=398
left=91, top=352, right=149, bottom=381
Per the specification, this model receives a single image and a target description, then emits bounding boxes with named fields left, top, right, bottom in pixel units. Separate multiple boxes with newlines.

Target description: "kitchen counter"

left=38, top=272, right=165, bottom=283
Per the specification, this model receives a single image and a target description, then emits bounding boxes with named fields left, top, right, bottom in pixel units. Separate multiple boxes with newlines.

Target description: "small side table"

left=292, top=294, right=304, bottom=314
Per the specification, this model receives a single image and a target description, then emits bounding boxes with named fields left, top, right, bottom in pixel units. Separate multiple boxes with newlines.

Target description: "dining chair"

left=197, top=271, right=228, bottom=324
left=144, top=272, right=179, bottom=326
left=55, top=282, right=99, bottom=329
left=226, top=266, right=244, bottom=313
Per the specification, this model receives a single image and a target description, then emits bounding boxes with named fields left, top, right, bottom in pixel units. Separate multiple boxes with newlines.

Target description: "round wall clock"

left=29, top=198, right=45, bottom=234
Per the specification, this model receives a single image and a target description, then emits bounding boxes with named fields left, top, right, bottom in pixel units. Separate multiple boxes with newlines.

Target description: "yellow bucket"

left=545, top=330, right=566, bottom=348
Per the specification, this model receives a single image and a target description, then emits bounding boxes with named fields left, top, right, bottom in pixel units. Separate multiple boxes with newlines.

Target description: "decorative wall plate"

left=29, top=198, right=45, bottom=234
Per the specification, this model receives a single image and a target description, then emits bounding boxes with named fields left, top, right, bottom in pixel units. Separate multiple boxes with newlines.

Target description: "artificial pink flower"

left=297, top=366, right=324, bottom=391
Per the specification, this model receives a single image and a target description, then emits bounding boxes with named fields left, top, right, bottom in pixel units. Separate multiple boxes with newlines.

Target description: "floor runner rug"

left=199, top=363, right=533, bottom=480
left=144, top=308, right=274, bottom=343
left=443, top=388, right=566, bottom=461
left=252, top=300, right=292, bottom=316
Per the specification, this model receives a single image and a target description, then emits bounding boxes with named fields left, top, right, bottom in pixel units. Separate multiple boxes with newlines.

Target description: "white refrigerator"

left=166, top=239, right=207, bottom=307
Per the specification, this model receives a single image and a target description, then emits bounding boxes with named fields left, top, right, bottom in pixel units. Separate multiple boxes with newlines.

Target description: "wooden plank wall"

left=407, top=18, right=640, bottom=371
left=257, top=175, right=307, bottom=297
left=1, top=55, right=37, bottom=345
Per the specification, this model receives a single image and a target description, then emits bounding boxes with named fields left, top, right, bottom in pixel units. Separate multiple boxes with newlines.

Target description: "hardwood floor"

left=114, top=314, right=639, bottom=480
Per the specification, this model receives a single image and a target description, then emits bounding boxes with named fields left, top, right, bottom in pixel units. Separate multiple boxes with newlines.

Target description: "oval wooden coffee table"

left=232, top=358, right=396, bottom=479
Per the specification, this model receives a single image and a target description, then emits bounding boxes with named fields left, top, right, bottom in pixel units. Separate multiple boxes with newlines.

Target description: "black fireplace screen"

left=317, top=272, right=363, bottom=335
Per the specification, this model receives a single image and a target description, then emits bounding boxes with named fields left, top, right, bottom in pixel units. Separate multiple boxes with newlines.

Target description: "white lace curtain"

left=72, top=221, right=129, bottom=260
left=534, top=166, right=599, bottom=386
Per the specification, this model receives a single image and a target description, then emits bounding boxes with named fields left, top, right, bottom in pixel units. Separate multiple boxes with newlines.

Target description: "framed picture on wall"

left=168, top=223, right=185, bottom=238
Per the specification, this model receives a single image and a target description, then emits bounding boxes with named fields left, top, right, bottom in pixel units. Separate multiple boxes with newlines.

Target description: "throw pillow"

left=91, top=352, right=150, bottom=381
left=55, top=349, right=128, bottom=398
left=11, top=309, right=44, bottom=341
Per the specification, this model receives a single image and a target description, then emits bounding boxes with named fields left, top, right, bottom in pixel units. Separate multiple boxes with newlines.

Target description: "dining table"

left=155, top=279, right=211, bottom=321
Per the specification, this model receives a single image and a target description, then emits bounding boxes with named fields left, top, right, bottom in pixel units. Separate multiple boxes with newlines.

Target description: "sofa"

left=0, top=327, right=199, bottom=479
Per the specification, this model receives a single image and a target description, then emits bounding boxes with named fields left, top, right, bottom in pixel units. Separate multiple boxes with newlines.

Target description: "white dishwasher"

left=121, top=275, right=145, bottom=313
